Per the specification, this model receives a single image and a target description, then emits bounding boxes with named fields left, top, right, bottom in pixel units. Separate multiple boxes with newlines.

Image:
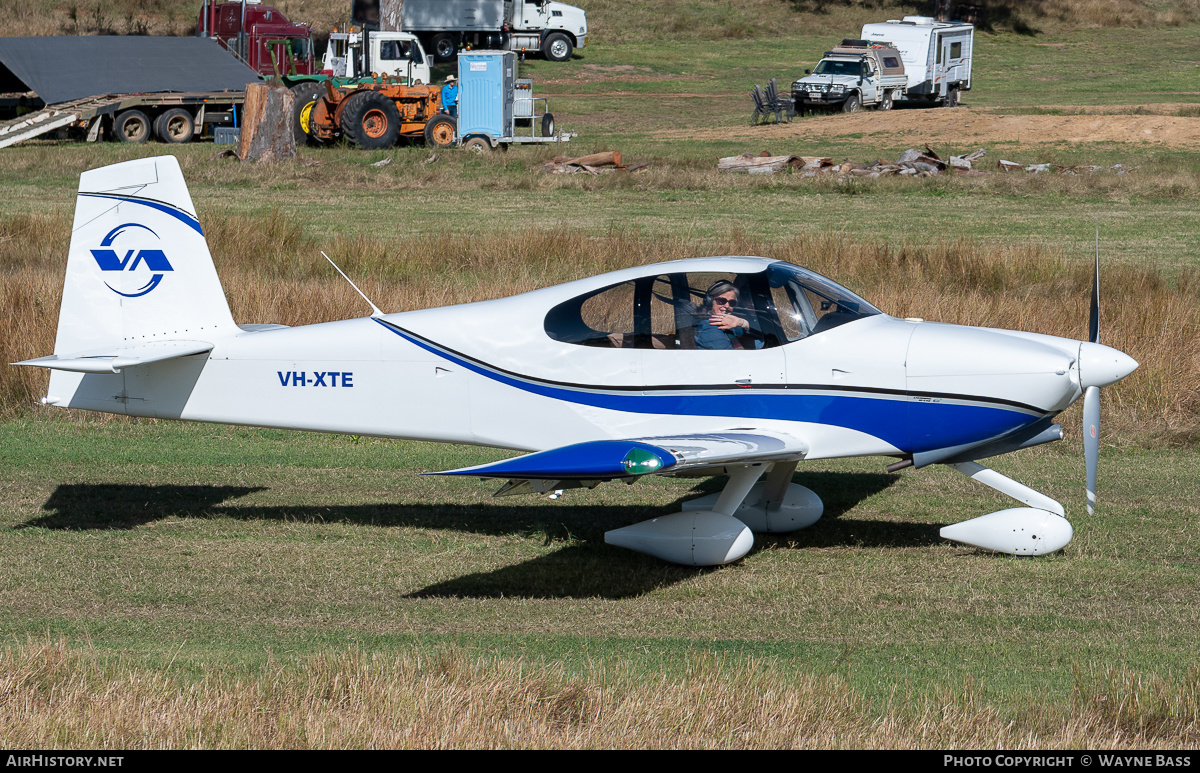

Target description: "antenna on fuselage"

left=322, top=251, right=383, bottom=318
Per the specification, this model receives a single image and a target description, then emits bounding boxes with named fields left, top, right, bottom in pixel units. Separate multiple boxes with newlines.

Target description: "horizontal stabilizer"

left=429, top=430, right=808, bottom=480
left=15, top=339, right=213, bottom=373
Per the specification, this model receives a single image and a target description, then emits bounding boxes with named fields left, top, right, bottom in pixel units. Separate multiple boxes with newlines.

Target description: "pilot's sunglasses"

left=715, top=296, right=737, bottom=306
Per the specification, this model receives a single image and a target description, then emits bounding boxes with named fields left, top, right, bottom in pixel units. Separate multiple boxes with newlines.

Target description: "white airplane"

left=18, top=156, right=1138, bottom=566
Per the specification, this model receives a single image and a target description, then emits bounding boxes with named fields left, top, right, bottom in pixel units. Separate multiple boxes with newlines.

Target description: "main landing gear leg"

left=939, top=461, right=1073, bottom=556
left=605, top=464, right=769, bottom=566
left=681, top=460, right=823, bottom=533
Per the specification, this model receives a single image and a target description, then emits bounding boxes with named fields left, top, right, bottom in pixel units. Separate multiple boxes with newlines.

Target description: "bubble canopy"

left=544, top=260, right=883, bottom=351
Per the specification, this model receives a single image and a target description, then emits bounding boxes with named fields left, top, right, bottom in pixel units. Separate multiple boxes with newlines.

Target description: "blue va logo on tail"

left=91, top=223, right=174, bottom=298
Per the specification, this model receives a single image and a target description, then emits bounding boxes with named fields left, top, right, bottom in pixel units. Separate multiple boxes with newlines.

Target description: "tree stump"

left=237, top=82, right=296, bottom=163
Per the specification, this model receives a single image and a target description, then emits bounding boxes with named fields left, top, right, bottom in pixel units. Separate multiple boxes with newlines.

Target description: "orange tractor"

left=305, top=79, right=457, bottom=149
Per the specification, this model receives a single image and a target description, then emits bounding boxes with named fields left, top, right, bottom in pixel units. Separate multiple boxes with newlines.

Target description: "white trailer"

left=860, top=16, right=973, bottom=106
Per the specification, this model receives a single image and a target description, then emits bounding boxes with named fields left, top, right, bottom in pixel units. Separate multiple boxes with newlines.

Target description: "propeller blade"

left=1089, top=224, right=1100, bottom=344
left=1083, top=385, right=1099, bottom=514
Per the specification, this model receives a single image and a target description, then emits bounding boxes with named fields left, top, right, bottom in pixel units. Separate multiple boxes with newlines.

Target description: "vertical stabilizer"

left=55, top=155, right=236, bottom=356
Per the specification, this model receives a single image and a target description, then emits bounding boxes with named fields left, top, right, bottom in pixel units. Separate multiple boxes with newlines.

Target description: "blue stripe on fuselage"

left=375, top=319, right=1041, bottom=453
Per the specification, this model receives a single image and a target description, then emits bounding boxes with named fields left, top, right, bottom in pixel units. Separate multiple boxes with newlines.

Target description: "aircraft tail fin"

left=54, top=155, right=236, bottom=357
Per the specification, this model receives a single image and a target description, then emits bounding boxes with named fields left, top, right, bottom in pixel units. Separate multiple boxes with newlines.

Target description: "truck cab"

left=198, top=0, right=316, bottom=76
left=791, top=41, right=907, bottom=113
left=509, top=0, right=588, bottom=61
left=321, top=31, right=431, bottom=86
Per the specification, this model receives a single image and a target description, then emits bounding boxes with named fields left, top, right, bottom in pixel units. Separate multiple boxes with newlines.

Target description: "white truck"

left=790, top=40, right=908, bottom=113
left=860, top=16, right=973, bottom=106
left=397, top=0, right=588, bottom=62
left=320, top=30, right=431, bottom=85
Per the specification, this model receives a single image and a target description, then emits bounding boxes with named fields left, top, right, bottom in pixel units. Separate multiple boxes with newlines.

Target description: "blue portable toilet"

left=458, top=50, right=515, bottom=142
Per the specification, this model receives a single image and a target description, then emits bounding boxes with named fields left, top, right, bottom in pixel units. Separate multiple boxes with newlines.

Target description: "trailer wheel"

left=879, top=90, right=894, bottom=111
left=463, top=136, right=491, bottom=154
left=431, top=34, right=457, bottom=63
left=541, top=112, right=555, bottom=137
left=423, top=113, right=457, bottom=148
left=945, top=87, right=960, bottom=108
left=290, top=82, right=327, bottom=146
left=114, top=110, right=151, bottom=143
left=341, top=91, right=402, bottom=150
left=542, top=33, right=573, bottom=62
left=154, top=108, right=195, bottom=144
left=841, top=94, right=861, bottom=114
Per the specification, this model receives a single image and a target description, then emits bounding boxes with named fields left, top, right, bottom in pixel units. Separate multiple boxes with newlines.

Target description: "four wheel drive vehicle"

left=791, top=40, right=907, bottom=114
left=352, top=0, right=587, bottom=63
left=860, top=16, right=973, bottom=107
left=305, top=81, right=456, bottom=150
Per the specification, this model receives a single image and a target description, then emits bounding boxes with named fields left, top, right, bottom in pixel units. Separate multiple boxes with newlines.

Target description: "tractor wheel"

left=113, top=110, right=151, bottom=143
left=154, top=108, right=195, bottom=143
left=423, top=113, right=457, bottom=148
left=290, top=81, right=326, bottom=146
left=341, top=91, right=402, bottom=150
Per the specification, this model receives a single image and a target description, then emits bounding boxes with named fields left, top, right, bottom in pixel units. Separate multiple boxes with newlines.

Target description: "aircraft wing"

left=427, top=430, right=808, bottom=496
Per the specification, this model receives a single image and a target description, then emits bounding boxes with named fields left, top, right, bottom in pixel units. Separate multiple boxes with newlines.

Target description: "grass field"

left=2, top=418, right=1199, bottom=747
left=1, top=0, right=1199, bottom=749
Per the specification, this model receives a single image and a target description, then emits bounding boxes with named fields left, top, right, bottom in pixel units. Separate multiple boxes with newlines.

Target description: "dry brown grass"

left=993, top=0, right=1200, bottom=29
left=4, top=215, right=1197, bottom=442
left=1, top=638, right=1196, bottom=749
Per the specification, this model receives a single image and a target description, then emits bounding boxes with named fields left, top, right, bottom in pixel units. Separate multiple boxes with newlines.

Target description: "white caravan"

left=860, top=16, right=974, bottom=106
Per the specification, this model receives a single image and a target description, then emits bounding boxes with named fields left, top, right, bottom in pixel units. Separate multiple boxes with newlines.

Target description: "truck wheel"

left=153, top=108, right=195, bottom=144
left=879, top=90, right=894, bottom=111
left=542, top=33, right=573, bottom=62
left=341, top=91, right=402, bottom=150
left=290, top=82, right=326, bottom=146
left=842, top=94, right=861, bottom=114
left=423, top=113, right=457, bottom=148
left=114, top=110, right=151, bottom=143
left=541, top=112, right=555, bottom=137
left=431, top=33, right=457, bottom=63
left=463, top=136, right=491, bottom=154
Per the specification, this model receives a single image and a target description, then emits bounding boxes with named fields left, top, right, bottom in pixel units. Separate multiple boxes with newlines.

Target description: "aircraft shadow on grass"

left=26, top=471, right=930, bottom=599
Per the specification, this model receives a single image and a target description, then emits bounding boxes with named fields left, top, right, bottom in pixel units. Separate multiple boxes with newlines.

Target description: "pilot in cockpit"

left=695, top=280, right=761, bottom=350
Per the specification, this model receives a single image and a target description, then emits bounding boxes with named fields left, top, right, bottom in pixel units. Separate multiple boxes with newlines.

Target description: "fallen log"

left=717, top=153, right=803, bottom=174
left=558, top=150, right=622, bottom=167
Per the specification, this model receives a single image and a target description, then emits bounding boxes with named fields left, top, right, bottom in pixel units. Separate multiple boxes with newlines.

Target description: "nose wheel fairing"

left=938, top=461, right=1072, bottom=556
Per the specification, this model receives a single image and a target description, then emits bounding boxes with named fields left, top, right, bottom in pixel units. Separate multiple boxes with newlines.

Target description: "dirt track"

left=655, top=105, right=1200, bottom=150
